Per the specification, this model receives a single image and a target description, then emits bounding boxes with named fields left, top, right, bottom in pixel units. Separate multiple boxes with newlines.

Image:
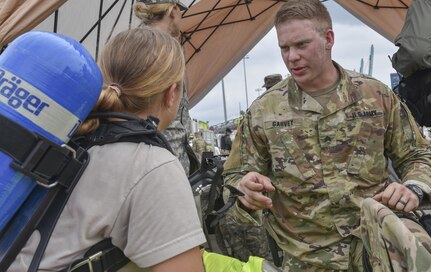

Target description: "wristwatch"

left=405, top=184, right=424, bottom=202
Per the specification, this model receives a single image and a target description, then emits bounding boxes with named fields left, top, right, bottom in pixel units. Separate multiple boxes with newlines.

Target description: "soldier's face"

left=277, top=19, right=333, bottom=91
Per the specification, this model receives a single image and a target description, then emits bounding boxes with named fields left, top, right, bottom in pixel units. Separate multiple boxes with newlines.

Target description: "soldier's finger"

left=403, top=199, right=417, bottom=213
left=242, top=193, right=271, bottom=210
left=387, top=190, right=403, bottom=208
left=248, top=191, right=272, bottom=208
left=380, top=186, right=395, bottom=206
left=373, top=192, right=383, bottom=202
left=239, top=176, right=264, bottom=194
left=238, top=196, right=260, bottom=211
left=243, top=180, right=265, bottom=192
left=250, top=173, right=274, bottom=191
left=262, top=180, right=275, bottom=192
left=395, top=198, right=408, bottom=211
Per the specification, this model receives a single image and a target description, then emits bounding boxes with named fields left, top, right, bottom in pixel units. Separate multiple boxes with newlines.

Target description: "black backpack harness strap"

left=0, top=114, right=88, bottom=190
left=75, top=112, right=173, bottom=153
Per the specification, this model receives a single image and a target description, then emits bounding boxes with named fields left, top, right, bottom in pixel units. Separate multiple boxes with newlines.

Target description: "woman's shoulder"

left=88, top=142, right=180, bottom=175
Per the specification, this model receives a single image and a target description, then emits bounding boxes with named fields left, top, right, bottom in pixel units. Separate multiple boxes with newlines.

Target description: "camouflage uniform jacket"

left=223, top=63, right=431, bottom=270
left=192, top=137, right=207, bottom=161
left=162, top=85, right=193, bottom=175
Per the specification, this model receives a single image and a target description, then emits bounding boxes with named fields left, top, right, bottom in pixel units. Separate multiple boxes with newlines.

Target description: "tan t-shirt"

left=308, top=76, right=341, bottom=111
left=11, top=142, right=206, bottom=271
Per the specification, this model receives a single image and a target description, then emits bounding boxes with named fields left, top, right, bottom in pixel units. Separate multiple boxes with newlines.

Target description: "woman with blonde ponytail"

left=12, top=27, right=206, bottom=272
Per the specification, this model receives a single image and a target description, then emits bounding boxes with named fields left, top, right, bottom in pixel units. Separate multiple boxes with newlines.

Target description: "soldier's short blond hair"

left=274, top=0, right=332, bottom=35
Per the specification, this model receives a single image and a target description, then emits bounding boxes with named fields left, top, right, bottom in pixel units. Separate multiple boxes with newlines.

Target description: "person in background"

left=224, top=0, right=431, bottom=271
left=192, top=130, right=208, bottom=162
left=262, top=74, right=283, bottom=91
left=220, top=128, right=233, bottom=154
left=134, top=0, right=199, bottom=176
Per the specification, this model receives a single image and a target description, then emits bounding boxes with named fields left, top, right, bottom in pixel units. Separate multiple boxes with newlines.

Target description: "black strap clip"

left=65, top=239, right=129, bottom=272
left=10, top=135, right=83, bottom=189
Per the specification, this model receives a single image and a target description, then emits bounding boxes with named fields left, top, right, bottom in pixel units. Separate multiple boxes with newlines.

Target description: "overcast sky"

left=189, top=0, right=399, bottom=126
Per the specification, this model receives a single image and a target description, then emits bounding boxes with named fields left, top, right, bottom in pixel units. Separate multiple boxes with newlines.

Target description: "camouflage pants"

left=218, top=212, right=271, bottom=262
left=281, top=198, right=431, bottom=272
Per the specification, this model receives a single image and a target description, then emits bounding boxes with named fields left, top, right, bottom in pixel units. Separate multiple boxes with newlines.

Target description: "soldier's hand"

left=237, top=172, right=274, bottom=211
left=373, top=182, right=419, bottom=212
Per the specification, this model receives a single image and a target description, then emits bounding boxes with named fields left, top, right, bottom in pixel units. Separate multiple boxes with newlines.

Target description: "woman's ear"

left=163, top=83, right=178, bottom=108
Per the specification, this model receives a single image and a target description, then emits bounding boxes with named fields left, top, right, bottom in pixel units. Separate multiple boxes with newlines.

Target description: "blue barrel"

left=0, top=31, right=102, bottom=231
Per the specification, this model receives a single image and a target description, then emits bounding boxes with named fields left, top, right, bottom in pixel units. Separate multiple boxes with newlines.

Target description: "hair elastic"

left=108, top=84, right=122, bottom=97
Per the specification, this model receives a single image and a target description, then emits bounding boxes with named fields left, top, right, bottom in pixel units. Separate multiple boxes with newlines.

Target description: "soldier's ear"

left=324, top=28, right=334, bottom=50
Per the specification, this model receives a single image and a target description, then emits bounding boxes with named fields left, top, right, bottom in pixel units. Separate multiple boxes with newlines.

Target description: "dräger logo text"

left=0, top=68, right=50, bottom=116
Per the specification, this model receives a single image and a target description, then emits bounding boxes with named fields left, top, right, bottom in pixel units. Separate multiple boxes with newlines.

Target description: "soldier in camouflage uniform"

left=192, top=131, right=208, bottom=162
left=262, top=74, right=283, bottom=91
left=135, top=0, right=198, bottom=175
left=223, top=0, right=431, bottom=271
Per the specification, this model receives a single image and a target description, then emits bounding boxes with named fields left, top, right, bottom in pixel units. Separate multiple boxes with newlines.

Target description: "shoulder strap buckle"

left=9, top=136, right=84, bottom=189
left=68, top=251, right=103, bottom=272
left=65, top=239, right=129, bottom=272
